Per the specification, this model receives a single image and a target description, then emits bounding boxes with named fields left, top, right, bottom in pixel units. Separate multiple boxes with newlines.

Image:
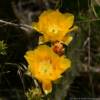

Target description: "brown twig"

left=0, top=19, right=33, bottom=32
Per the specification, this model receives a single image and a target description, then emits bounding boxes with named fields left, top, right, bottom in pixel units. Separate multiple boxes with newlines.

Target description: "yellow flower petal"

left=62, top=35, right=73, bottom=45
left=64, top=13, right=74, bottom=31
left=42, top=81, right=52, bottom=94
left=39, top=36, right=48, bottom=44
left=32, top=22, right=38, bottom=31
left=59, top=56, right=71, bottom=72
left=67, top=25, right=78, bottom=33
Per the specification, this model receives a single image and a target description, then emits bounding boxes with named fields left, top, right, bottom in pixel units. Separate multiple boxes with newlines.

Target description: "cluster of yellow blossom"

left=24, top=9, right=77, bottom=94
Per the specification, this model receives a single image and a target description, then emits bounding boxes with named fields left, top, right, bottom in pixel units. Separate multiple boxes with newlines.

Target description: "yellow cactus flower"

left=32, top=9, right=78, bottom=45
left=24, top=45, right=71, bottom=94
